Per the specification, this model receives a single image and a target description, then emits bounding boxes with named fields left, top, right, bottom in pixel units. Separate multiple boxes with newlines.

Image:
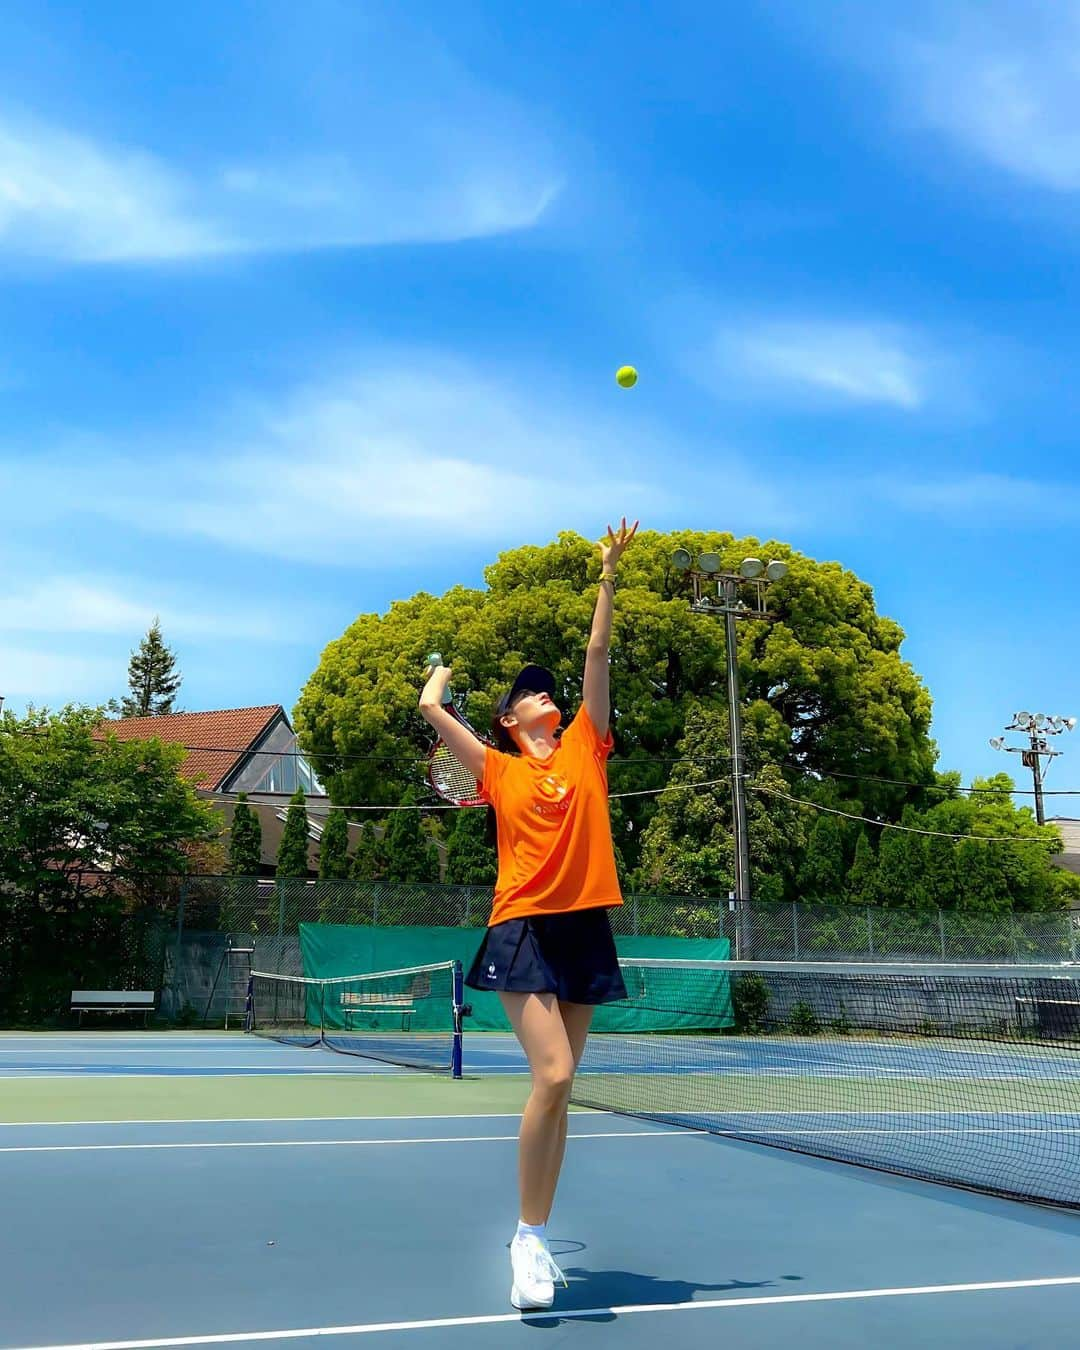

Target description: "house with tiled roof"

left=99, top=705, right=329, bottom=874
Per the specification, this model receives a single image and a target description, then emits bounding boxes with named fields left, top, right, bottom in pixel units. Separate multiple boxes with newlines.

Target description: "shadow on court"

left=518, top=1248, right=802, bottom=1328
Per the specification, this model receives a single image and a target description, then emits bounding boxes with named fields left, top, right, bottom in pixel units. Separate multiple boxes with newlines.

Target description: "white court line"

left=0, top=1048, right=320, bottom=1055
left=0, top=1071, right=532, bottom=1081
left=721, top=1127, right=1080, bottom=1136
left=0, top=1113, right=532, bottom=1128
left=9, top=1274, right=1080, bottom=1349
left=0, top=1071, right=388, bottom=1081
left=0, top=1129, right=698, bottom=1154
left=0, top=1062, right=373, bottom=1069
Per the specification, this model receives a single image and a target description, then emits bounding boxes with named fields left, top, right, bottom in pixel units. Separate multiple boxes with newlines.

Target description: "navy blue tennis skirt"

left=466, top=907, right=628, bottom=1005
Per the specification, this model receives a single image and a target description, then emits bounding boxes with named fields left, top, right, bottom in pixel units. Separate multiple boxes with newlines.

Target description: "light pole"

left=671, top=549, right=788, bottom=957
left=990, top=712, right=1076, bottom=826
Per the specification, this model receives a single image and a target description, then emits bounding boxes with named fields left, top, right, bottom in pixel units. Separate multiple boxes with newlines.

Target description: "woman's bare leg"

left=546, top=1001, right=595, bottom=1216
left=500, top=991, right=579, bottom=1225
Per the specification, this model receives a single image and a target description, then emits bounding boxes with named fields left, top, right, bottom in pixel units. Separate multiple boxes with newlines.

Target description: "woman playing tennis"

left=419, top=517, right=638, bottom=1310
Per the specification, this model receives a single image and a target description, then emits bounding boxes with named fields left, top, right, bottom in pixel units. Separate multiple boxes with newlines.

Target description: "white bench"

left=71, top=990, right=156, bottom=1027
left=340, top=990, right=415, bottom=1030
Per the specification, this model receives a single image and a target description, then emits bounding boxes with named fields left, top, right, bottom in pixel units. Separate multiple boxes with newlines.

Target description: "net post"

left=451, top=961, right=465, bottom=1079
left=243, top=973, right=254, bottom=1032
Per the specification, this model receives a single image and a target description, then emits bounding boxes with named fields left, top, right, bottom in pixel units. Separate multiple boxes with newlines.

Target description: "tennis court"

left=4, top=962, right=1080, bottom=1350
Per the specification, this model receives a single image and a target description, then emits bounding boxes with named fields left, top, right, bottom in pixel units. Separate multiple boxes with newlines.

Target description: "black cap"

left=494, top=664, right=557, bottom=718
left=491, top=664, right=558, bottom=752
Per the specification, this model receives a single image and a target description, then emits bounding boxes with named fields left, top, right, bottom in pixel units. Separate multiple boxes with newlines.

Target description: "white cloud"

left=0, top=645, right=116, bottom=701
left=0, top=118, right=225, bottom=262
left=717, top=319, right=927, bottom=409
left=7, top=357, right=664, bottom=565
left=873, top=471, right=1080, bottom=523
left=0, top=578, right=285, bottom=640
left=0, top=35, right=562, bottom=264
left=826, top=1, right=1080, bottom=192
left=896, top=4, right=1080, bottom=191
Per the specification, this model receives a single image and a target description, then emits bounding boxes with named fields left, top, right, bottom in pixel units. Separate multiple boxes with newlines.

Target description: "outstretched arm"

left=582, top=517, right=638, bottom=734
left=419, top=665, right=487, bottom=781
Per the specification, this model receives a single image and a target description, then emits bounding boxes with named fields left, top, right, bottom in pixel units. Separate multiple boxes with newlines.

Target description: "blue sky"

left=2, top=0, right=1079, bottom=797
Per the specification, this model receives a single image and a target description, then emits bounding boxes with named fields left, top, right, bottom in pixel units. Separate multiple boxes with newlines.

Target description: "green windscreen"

left=299, top=922, right=732, bottom=1032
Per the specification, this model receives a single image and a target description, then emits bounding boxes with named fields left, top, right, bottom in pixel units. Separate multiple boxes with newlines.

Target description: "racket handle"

left=425, top=652, right=454, bottom=707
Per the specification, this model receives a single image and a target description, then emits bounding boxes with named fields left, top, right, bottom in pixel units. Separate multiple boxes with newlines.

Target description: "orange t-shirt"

left=479, top=705, right=624, bottom=926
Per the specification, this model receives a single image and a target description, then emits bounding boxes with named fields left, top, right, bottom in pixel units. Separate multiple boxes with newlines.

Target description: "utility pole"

left=671, top=550, right=788, bottom=958
left=990, top=712, right=1076, bottom=826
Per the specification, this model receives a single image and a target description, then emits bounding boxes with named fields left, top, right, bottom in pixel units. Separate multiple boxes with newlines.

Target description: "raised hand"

left=600, top=517, right=639, bottom=571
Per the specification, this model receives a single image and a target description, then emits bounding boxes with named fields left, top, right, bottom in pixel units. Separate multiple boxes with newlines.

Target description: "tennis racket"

left=424, top=652, right=490, bottom=808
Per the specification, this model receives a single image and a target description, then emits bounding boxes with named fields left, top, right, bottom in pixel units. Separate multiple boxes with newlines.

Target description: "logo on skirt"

left=486, top=963, right=497, bottom=979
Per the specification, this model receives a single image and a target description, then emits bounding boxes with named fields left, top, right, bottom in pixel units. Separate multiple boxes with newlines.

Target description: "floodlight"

left=697, top=552, right=721, bottom=574
left=1034, top=713, right=1048, bottom=730
left=1015, top=712, right=1033, bottom=730
left=1050, top=716, right=1064, bottom=733
left=989, top=737, right=1005, bottom=751
left=1066, top=717, right=1078, bottom=732
left=739, top=557, right=764, bottom=579
left=765, top=560, right=788, bottom=582
left=671, top=548, right=692, bottom=572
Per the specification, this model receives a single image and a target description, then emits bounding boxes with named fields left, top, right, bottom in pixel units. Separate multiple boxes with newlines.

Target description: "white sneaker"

left=509, top=1234, right=566, bottom=1310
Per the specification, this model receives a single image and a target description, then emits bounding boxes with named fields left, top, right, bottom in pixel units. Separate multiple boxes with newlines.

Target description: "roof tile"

left=98, top=706, right=282, bottom=789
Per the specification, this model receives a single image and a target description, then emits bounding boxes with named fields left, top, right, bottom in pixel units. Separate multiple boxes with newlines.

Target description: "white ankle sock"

left=516, top=1220, right=547, bottom=1244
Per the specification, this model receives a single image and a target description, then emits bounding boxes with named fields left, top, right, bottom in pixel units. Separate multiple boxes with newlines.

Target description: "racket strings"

left=429, top=743, right=483, bottom=806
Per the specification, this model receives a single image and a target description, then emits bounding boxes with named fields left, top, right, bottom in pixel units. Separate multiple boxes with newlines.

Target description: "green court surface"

left=0, top=1070, right=535, bottom=1123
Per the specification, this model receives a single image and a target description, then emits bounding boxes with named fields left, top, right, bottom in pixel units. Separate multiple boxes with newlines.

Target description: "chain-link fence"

left=3, top=875, right=1078, bottom=1025
left=726, top=899, right=1079, bottom=964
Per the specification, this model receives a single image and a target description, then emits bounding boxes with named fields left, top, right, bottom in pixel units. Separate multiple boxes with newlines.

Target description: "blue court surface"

left=2, top=1031, right=1080, bottom=1349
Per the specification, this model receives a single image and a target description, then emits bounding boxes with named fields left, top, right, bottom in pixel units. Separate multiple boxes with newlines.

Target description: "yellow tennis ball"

left=615, top=365, right=638, bottom=388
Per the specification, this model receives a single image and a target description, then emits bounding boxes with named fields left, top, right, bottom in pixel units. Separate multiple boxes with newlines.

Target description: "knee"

left=534, top=1058, right=574, bottom=1104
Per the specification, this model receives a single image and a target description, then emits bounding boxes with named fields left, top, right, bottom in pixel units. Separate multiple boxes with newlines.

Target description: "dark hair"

left=490, top=694, right=564, bottom=755
left=490, top=707, right=519, bottom=755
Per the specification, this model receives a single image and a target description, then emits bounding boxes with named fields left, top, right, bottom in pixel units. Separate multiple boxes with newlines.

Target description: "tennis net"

left=246, top=961, right=465, bottom=1076
left=570, top=959, right=1080, bottom=1209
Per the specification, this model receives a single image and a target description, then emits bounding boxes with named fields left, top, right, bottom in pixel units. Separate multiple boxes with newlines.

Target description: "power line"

left=9, top=726, right=1080, bottom=798
left=752, top=785, right=1059, bottom=845
left=209, top=778, right=1066, bottom=847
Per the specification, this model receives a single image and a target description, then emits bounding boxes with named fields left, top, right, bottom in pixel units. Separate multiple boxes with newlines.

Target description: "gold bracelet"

left=600, top=572, right=616, bottom=583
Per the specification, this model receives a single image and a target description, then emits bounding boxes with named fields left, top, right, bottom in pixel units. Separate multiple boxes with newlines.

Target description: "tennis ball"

left=616, top=365, right=638, bottom=388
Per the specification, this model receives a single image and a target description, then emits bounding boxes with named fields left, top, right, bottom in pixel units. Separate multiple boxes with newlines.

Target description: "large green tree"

left=444, top=807, right=497, bottom=885
left=276, top=789, right=310, bottom=878
left=634, top=701, right=806, bottom=899
left=0, top=704, right=218, bottom=1020
left=351, top=823, right=387, bottom=882
left=846, top=829, right=877, bottom=903
left=382, top=787, right=440, bottom=884
left=295, top=530, right=938, bottom=875
left=317, top=808, right=351, bottom=881
left=228, top=793, right=262, bottom=876
left=0, top=705, right=217, bottom=898
left=798, top=815, right=846, bottom=904
left=116, top=618, right=182, bottom=717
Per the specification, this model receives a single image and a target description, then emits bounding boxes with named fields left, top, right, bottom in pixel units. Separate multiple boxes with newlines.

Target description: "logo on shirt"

left=486, top=963, right=498, bottom=980
left=533, top=773, right=572, bottom=817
